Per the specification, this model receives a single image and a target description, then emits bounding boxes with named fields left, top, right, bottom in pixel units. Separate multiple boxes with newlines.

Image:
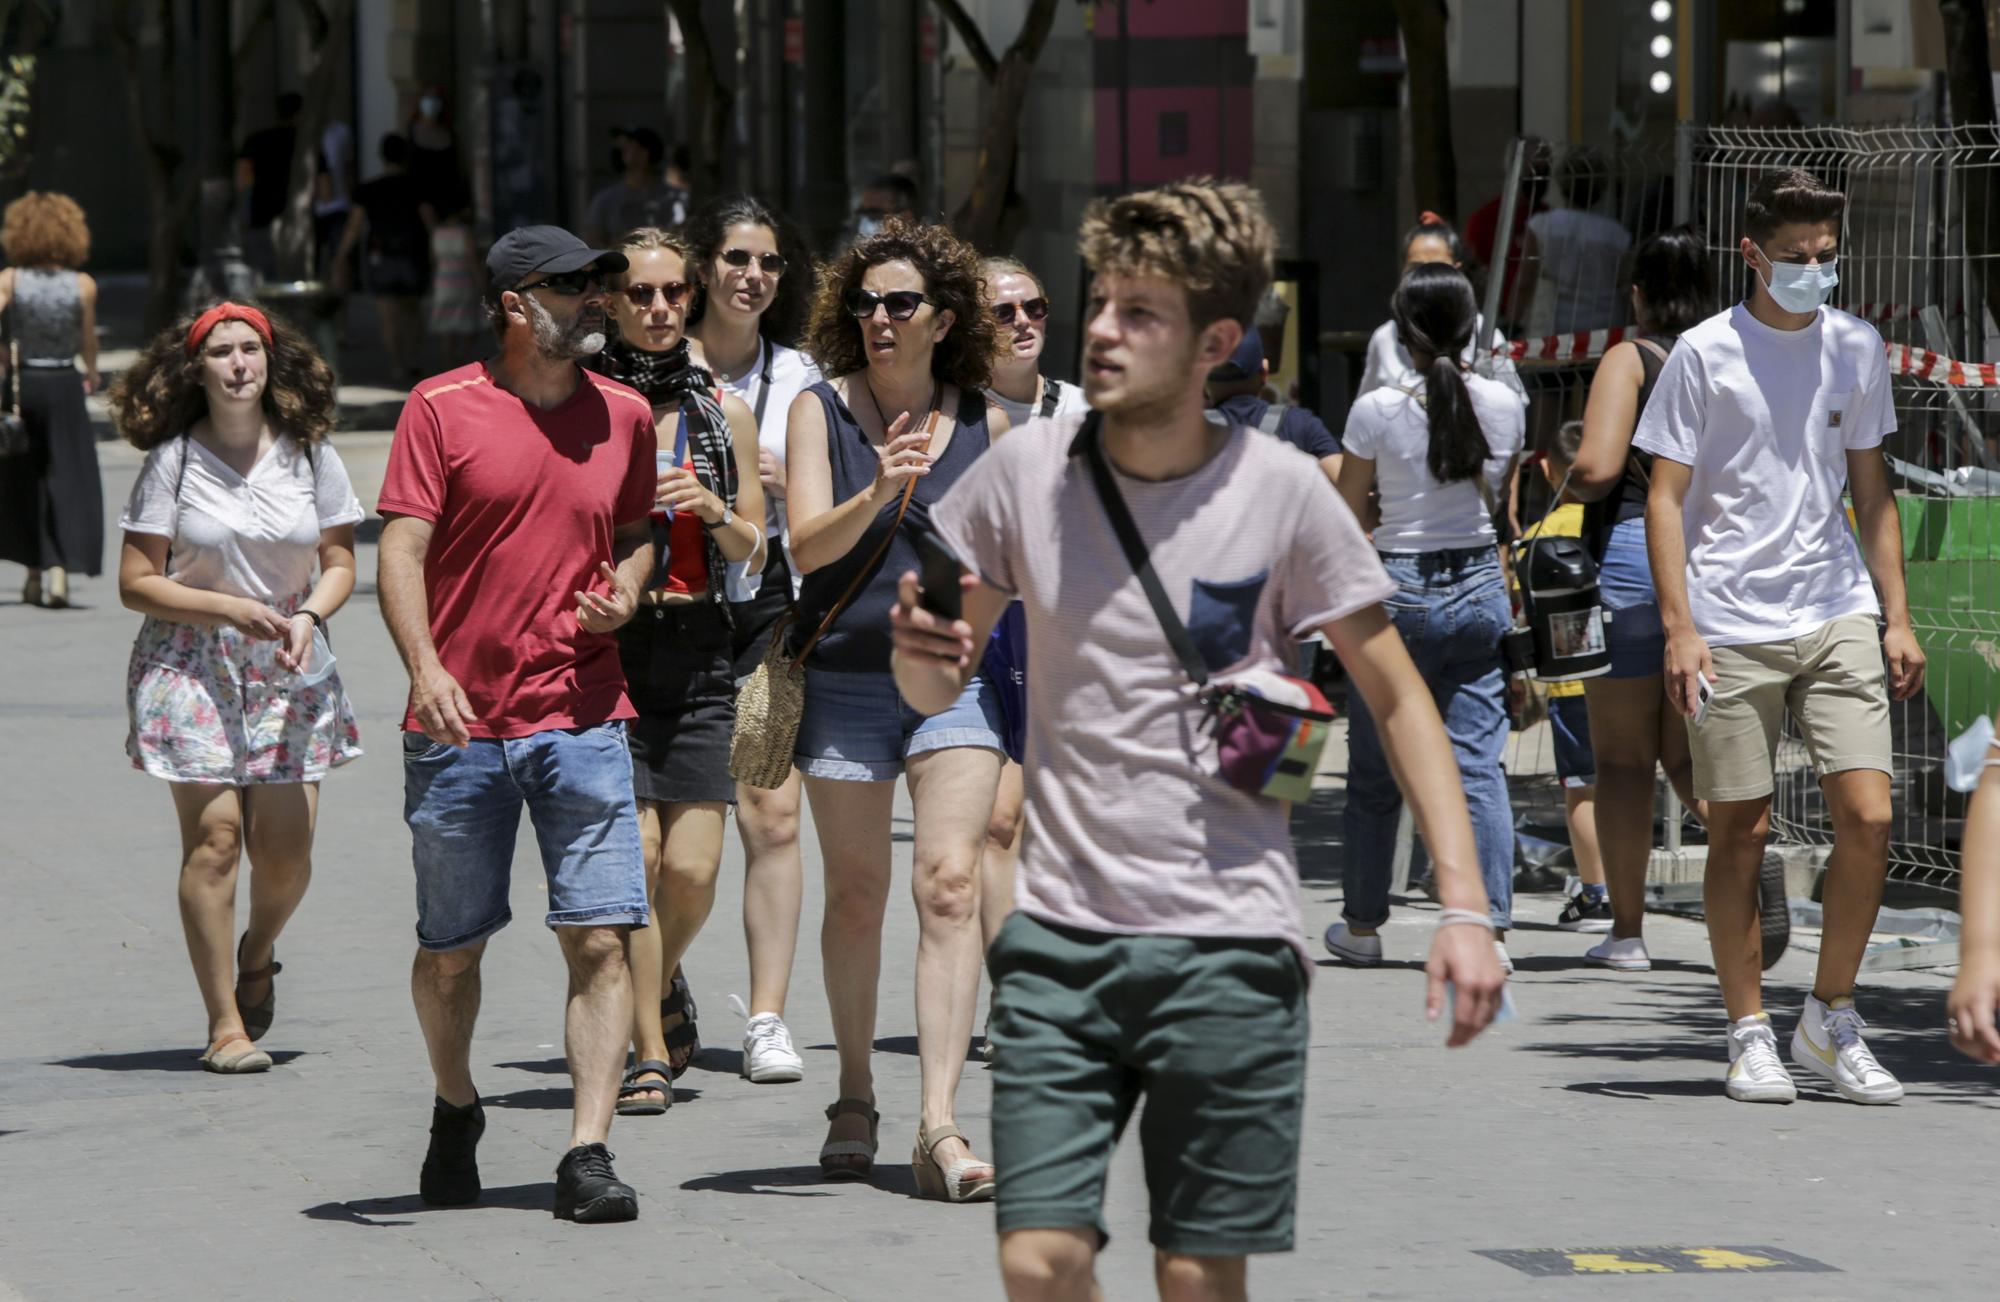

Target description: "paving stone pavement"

left=1, top=446, right=1996, bottom=1301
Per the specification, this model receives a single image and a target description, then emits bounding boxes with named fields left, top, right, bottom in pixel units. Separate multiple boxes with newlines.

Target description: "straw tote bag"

left=729, top=403, right=933, bottom=789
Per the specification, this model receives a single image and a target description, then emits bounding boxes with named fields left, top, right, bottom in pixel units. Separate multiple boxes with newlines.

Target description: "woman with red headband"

left=108, top=303, right=364, bottom=1074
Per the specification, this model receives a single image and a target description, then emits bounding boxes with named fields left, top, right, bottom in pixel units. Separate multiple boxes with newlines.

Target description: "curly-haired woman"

left=111, top=303, right=364, bottom=1074
left=684, top=194, right=822, bottom=1084
left=0, top=191, right=103, bottom=607
left=586, top=226, right=767, bottom=1116
left=785, top=219, right=1009, bottom=1199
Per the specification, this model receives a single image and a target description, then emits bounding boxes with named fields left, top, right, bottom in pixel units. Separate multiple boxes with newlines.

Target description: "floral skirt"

left=126, top=595, right=363, bottom=785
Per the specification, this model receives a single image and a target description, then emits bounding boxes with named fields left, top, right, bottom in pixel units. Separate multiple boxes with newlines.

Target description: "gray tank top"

left=9, top=268, right=81, bottom=363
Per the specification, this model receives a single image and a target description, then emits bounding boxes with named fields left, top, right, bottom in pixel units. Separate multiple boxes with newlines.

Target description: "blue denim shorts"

left=1598, top=518, right=1666, bottom=679
left=796, top=666, right=1005, bottom=782
left=402, top=721, right=650, bottom=951
left=1548, top=694, right=1595, bottom=785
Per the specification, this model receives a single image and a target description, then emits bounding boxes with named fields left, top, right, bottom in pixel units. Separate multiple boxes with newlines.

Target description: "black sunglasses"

left=721, top=248, right=787, bottom=275
left=991, top=298, right=1049, bottom=325
left=518, top=270, right=601, bottom=297
left=622, top=281, right=692, bottom=308
left=842, top=288, right=932, bottom=321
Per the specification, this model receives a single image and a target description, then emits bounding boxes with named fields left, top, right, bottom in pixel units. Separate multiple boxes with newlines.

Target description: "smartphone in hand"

left=913, top=527, right=964, bottom=622
left=1694, top=671, right=1716, bottom=725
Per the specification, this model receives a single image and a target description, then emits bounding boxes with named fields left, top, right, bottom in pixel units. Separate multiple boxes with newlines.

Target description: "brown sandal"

left=236, top=934, right=282, bottom=1043
left=912, top=1124, right=995, bottom=1203
left=818, top=1098, right=879, bottom=1179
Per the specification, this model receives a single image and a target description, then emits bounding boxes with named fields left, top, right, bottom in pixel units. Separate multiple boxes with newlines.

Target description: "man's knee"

left=1000, top=1230, right=1095, bottom=1300
left=415, top=941, right=485, bottom=983
left=1155, top=1251, right=1246, bottom=1302
left=558, top=925, right=629, bottom=973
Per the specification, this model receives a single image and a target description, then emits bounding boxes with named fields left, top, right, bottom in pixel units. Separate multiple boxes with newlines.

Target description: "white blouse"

left=120, top=434, right=364, bottom=602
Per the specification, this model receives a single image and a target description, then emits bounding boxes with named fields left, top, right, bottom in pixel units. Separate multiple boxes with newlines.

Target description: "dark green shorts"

left=986, top=912, right=1308, bottom=1257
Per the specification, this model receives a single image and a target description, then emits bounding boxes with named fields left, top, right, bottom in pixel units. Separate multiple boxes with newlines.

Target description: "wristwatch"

left=705, top=504, right=733, bottom=529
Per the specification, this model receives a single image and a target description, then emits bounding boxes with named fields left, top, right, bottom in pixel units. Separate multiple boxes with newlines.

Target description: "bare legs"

left=1582, top=675, right=1702, bottom=940
left=1000, top=1230, right=1246, bottom=1302
left=1565, top=784, right=1604, bottom=890
left=170, top=781, right=319, bottom=1045
left=738, top=770, right=805, bottom=1018
left=1703, top=797, right=1772, bottom=1020
left=1811, top=770, right=1893, bottom=1003
left=808, top=776, right=895, bottom=1161
left=411, top=924, right=632, bottom=1146
left=628, top=799, right=727, bottom=1097
left=980, top=759, right=1025, bottom=949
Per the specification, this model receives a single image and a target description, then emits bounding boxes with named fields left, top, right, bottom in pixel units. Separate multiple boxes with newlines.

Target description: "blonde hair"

left=1077, top=178, right=1274, bottom=329
left=979, top=255, right=1043, bottom=298
left=611, top=226, right=693, bottom=278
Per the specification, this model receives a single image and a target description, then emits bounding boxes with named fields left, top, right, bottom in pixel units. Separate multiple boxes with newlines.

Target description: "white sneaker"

left=1791, top=995, right=1903, bottom=1104
left=1493, top=939, right=1514, bottom=975
left=735, top=1000, right=804, bottom=1084
left=1726, top=1013, right=1798, bottom=1103
left=1584, top=935, right=1652, bottom=971
left=1323, top=922, right=1383, bottom=967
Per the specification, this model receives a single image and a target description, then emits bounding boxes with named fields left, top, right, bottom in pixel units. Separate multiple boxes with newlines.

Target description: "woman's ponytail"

left=1391, top=262, right=1490, bottom=485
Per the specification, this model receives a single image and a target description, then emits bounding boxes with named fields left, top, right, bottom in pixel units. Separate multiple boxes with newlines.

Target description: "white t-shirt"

left=1341, top=374, right=1526, bottom=552
left=714, top=337, right=822, bottom=539
left=1526, top=206, right=1632, bottom=334
left=988, top=375, right=1089, bottom=431
left=1359, top=320, right=1525, bottom=401
left=1631, top=303, right=1893, bottom=647
left=120, top=435, right=365, bottom=601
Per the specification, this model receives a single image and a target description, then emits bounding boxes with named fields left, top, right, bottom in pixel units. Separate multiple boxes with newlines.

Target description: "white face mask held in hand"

left=1945, top=714, right=2000, bottom=793
left=296, top=622, right=338, bottom=688
left=1755, top=248, right=1839, bottom=314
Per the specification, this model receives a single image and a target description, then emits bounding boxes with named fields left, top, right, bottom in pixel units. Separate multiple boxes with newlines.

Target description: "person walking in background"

left=584, top=127, right=690, bottom=247
left=1948, top=729, right=2000, bottom=1066
left=405, top=84, right=465, bottom=218
left=854, top=174, right=918, bottom=238
left=1465, top=137, right=1550, bottom=333
left=684, top=193, right=820, bottom=1083
left=1203, top=328, right=1341, bottom=483
left=1518, top=421, right=1611, bottom=933
left=1566, top=225, right=1714, bottom=972
left=784, top=219, right=1009, bottom=1197
left=236, top=93, right=302, bottom=280
left=1638, top=169, right=1920, bottom=1106
left=1325, top=262, right=1526, bottom=972
left=377, top=226, right=654, bottom=1220
left=1358, top=213, right=1523, bottom=402
left=108, top=302, right=363, bottom=1075
left=980, top=257, right=1087, bottom=429
left=890, top=178, right=1505, bottom=1301
left=426, top=180, right=483, bottom=368
left=589, top=226, right=767, bottom=1115
left=330, top=134, right=433, bottom=382
left=0, top=191, right=103, bottom=608
left=1514, top=145, right=1632, bottom=335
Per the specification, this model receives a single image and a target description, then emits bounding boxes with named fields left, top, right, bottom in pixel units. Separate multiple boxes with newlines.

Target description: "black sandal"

left=236, top=934, right=283, bottom=1043
left=617, top=1059, right=673, bottom=1115
left=660, top=970, right=700, bottom=1078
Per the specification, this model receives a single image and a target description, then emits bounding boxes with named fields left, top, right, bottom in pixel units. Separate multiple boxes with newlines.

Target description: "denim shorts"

left=795, top=666, right=1005, bottom=781
left=1548, top=693, right=1595, bottom=786
left=402, top=721, right=650, bottom=951
left=1598, top=518, right=1666, bottom=679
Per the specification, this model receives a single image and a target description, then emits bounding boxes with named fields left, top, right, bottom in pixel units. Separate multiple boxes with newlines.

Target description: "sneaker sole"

left=1759, top=851, right=1791, bottom=970
left=1584, top=955, right=1652, bottom=971
left=1789, top=1040, right=1904, bottom=1105
left=555, top=1192, right=639, bottom=1223
left=1324, top=946, right=1382, bottom=968
left=1725, top=1080, right=1797, bottom=1103
left=742, top=1061, right=805, bottom=1084
left=1558, top=919, right=1615, bottom=933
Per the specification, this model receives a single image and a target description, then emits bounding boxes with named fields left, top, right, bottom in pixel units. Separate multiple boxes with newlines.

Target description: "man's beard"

left=523, top=292, right=607, bottom=360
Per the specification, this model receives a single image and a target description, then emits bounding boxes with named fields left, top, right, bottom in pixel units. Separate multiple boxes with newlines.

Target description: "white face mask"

left=1755, top=247, right=1838, bottom=314
left=419, top=95, right=443, bottom=120
left=855, top=215, right=883, bottom=239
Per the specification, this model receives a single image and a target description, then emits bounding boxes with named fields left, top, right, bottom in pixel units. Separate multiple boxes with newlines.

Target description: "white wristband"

left=1435, top=908, right=1495, bottom=933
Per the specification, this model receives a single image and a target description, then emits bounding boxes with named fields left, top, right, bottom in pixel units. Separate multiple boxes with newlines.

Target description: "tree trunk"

left=934, top=0, right=1058, bottom=254
left=1393, top=0, right=1457, bottom=222
left=667, top=0, right=736, bottom=201
left=1940, top=0, right=2000, bottom=336
left=275, top=0, right=354, bottom=281
left=112, top=0, right=183, bottom=332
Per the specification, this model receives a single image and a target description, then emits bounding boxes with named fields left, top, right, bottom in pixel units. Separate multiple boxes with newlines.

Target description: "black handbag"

left=0, top=340, right=27, bottom=458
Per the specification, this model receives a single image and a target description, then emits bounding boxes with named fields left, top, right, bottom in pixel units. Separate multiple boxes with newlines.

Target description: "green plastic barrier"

left=1898, top=495, right=2000, bottom=739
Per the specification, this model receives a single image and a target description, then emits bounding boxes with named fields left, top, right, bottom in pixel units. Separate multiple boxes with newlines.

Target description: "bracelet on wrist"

left=1435, top=907, right=1495, bottom=933
left=297, top=609, right=326, bottom=632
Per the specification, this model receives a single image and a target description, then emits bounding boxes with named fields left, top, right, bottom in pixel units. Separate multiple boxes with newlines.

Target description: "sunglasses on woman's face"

left=842, top=288, right=932, bottom=321
left=518, top=270, right=601, bottom=297
left=721, top=248, right=787, bottom=275
left=622, top=281, right=692, bottom=309
left=991, top=297, right=1049, bottom=325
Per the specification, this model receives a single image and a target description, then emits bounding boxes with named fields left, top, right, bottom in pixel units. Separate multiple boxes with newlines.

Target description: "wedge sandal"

left=912, top=1124, right=995, bottom=1203
left=818, top=1097, right=879, bottom=1180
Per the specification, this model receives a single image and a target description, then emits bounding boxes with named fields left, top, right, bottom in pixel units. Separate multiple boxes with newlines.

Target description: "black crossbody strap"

left=1075, top=414, right=1211, bottom=688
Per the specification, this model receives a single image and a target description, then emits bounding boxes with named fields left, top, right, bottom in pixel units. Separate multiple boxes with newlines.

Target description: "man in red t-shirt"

left=377, top=225, right=658, bottom=1223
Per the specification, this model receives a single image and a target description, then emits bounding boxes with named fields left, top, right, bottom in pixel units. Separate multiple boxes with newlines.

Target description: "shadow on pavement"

left=681, top=1163, right=925, bottom=1199
left=493, top=1058, right=567, bottom=1076
left=302, top=1182, right=556, bottom=1226
left=802, top=1036, right=985, bottom=1063
left=53, top=1048, right=305, bottom=1072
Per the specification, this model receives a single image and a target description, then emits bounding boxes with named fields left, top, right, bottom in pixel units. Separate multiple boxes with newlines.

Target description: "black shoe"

left=420, top=1097, right=485, bottom=1207
left=1557, top=888, right=1614, bottom=932
left=554, top=1143, right=638, bottom=1223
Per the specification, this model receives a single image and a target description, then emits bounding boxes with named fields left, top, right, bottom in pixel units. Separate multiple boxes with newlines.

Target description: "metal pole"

left=1673, top=121, right=1692, bottom=225
left=1476, top=136, right=1525, bottom=378
left=800, top=0, right=849, bottom=254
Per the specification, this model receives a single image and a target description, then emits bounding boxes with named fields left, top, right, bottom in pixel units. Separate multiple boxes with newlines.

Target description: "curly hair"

left=108, top=305, right=338, bottom=451
left=1, top=191, right=90, bottom=268
left=684, top=193, right=815, bottom=348
left=1077, top=178, right=1274, bottom=330
left=805, top=219, right=996, bottom=392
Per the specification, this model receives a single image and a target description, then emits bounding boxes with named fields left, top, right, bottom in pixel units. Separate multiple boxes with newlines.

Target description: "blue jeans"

left=403, top=721, right=649, bottom=951
left=1343, top=549, right=1514, bottom=930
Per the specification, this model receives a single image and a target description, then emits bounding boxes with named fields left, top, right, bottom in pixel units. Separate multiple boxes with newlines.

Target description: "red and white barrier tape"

left=1496, top=330, right=1998, bottom=388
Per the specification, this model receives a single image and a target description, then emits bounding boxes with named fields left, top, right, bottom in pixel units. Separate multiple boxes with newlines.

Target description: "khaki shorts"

left=1688, top=614, right=1892, bottom=803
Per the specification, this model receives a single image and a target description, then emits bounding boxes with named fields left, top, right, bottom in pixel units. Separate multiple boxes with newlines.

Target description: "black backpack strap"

left=1037, top=377, right=1061, bottom=419
left=1072, top=413, right=1211, bottom=688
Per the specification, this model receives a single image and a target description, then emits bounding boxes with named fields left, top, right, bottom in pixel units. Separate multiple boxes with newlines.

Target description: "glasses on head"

left=518, top=270, right=602, bottom=297
left=842, top=288, right=932, bottom=321
left=721, top=248, right=787, bottom=275
left=991, top=298, right=1049, bottom=326
left=622, top=281, right=692, bottom=309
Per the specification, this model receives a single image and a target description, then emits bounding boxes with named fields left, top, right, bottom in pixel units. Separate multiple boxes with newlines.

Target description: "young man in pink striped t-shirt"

left=892, top=180, right=1506, bottom=1301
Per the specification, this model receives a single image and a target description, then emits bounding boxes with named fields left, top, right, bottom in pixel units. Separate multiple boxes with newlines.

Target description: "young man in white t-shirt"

left=1636, top=168, right=1926, bottom=1106
left=890, top=180, right=1506, bottom=1301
